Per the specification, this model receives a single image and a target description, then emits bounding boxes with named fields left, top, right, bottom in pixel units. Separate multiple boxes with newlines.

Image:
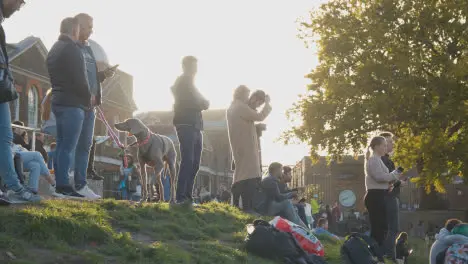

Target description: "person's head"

left=333, top=201, right=338, bottom=207
left=379, top=132, right=394, bottom=154
left=233, top=85, right=250, bottom=103
left=50, top=142, right=56, bottom=150
left=299, top=198, right=306, bottom=204
left=36, top=133, right=44, bottom=142
left=445, top=218, right=462, bottom=232
left=12, top=120, right=24, bottom=135
left=182, top=56, right=197, bottom=77
left=248, top=90, right=266, bottom=109
left=60, top=17, right=80, bottom=41
left=268, top=162, right=283, bottom=178
left=282, top=166, right=292, bottom=183
left=74, top=13, right=93, bottom=42
left=1, top=0, right=25, bottom=18
left=317, top=218, right=328, bottom=229
left=365, top=136, right=387, bottom=159
left=396, top=232, right=408, bottom=243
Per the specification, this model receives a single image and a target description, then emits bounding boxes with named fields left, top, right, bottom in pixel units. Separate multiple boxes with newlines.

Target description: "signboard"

left=339, top=190, right=357, bottom=208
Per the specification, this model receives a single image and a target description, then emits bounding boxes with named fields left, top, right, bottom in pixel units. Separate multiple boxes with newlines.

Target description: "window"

left=28, top=87, right=38, bottom=128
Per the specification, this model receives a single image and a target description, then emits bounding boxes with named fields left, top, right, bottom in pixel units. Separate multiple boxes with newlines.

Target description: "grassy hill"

left=0, top=200, right=428, bottom=264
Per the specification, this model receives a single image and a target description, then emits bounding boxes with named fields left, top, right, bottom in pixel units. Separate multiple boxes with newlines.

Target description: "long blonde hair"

left=365, top=136, right=386, bottom=160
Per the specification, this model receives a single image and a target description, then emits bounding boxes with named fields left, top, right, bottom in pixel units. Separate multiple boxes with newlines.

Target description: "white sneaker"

left=76, top=185, right=101, bottom=200
left=49, top=185, right=65, bottom=198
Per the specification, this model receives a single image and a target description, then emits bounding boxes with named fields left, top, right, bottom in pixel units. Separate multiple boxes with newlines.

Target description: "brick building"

left=136, top=109, right=233, bottom=196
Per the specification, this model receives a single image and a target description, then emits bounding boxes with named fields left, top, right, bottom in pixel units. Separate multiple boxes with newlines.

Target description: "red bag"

left=270, top=216, right=325, bottom=257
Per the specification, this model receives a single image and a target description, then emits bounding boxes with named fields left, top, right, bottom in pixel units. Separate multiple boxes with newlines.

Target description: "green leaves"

left=286, top=0, right=468, bottom=189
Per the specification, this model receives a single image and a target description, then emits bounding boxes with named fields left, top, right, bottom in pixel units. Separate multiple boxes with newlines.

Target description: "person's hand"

left=265, top=94, right=271, bottom=104
left=388, top=183, right=394, bottom=192
left=291, top=191, right=298, bottom=199
left=90, top=96, right=97, bottom=107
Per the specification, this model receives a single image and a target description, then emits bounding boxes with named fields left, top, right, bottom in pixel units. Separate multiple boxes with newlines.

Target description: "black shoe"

left=87, top=170, right=104, bottom=181
left=55, top=186, right=85, bottom=199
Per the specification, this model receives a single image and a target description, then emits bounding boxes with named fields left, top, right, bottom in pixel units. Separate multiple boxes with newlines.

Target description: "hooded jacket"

left=429, top=228, right=468, bottom=264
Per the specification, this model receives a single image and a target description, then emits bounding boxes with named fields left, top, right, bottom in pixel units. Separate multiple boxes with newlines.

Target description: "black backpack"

left=245, top=219, right=327, bottom=264
left=341, top=233, right=383, bottom=264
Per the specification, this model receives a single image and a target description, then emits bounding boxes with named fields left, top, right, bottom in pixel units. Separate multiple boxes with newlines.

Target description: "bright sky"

left=4, top=0, right=325, bottom=166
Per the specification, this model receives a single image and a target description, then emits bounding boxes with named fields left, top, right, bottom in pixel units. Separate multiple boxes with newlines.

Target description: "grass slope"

left=0, top=200, right=428, bottom=264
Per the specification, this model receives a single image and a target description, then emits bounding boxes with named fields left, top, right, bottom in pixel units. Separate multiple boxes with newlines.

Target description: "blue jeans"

left=19, top=151, right=50, bottom=192
left=175, top=125, right=203, bottom=202
left=52, top=105, right=95, bottom=190
left=0, top=102, right=22, bottom=191
left=384, top=195, right=400, bottom=260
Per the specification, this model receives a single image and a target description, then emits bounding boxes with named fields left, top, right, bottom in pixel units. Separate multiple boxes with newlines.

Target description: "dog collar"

left=138, top=130, right=151, bottom=146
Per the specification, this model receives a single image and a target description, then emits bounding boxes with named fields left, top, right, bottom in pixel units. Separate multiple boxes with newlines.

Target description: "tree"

left=286, top=0, right=468, bottom=191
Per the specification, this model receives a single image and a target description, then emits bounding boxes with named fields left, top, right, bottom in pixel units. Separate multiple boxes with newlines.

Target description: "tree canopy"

left=286, top=0, right=468, bottom=190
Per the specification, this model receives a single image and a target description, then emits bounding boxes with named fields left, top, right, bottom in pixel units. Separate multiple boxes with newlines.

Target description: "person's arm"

left=171, top=76, right=208, bottom=111
left=63, top=44, right=91, bottom=100
left=237, top=102, right=272, bottom=122
left=367, top=157, right=398, bottom=183
left=262, top=177, right=295, bottom=201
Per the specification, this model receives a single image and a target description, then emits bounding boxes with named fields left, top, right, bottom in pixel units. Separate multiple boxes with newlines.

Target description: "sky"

left=4, top=0, right=325, bottom=166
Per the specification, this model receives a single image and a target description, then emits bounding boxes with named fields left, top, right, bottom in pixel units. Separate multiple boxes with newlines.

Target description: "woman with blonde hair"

left=364, top=136, right=405, bottom=257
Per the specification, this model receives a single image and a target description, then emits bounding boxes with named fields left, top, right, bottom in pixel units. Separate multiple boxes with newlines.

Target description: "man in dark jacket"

left=171, top=56, right=209, bottom=205
left=47, top=16, right=115, bottom=199
left=259, top=162, right=307, bottom=228
left=0, top=0, right=41, bottom=204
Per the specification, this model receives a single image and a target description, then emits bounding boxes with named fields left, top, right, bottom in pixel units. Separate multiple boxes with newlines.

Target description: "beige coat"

left=227, top=100, right=272, bottom=184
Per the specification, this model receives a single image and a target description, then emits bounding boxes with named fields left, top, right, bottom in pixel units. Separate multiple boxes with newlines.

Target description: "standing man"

left=227, top=86, right=271, bottom=212
left=171, top=56, right=209, bottom=205
left=0, top=0, right=40, bottom=203
left=47, top=15, right=115, bottom=198
left=380, top=132, right=400, bottom=262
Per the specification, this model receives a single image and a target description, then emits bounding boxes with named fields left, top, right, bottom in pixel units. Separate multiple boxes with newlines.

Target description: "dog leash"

left=96, top=106, right=128, bottom=168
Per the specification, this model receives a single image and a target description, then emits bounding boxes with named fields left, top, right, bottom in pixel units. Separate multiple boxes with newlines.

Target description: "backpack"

left=245, top=219, right=328, bottom=264
left=444, top=243, right=468, bottom=264
left=341, top=233, right=383, bottom=264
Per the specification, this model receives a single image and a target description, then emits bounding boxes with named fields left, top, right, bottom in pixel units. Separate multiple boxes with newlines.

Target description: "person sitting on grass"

left=429, top=218, right=467, bottom=264
left=257, top=162, right=308, bottom=229
left=312, top=218, right=341, bottom=241
left=395, top=232, right=412, bottom=264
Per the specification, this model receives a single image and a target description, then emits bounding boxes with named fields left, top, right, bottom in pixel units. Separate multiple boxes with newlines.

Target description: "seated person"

left=11, top=143, right=62, bottom=198
left=47, top=142, right=56, bottom=170
left=258, top=162, right=307, bottom=229
left=313, top=218, right=341, bottom=241
left=396, top=232, right=412, bottom=264
left=429, top=218, right=468, bottom=264
left=280, top=166, right=309, bottom=227
left=12, top=121, right=30, bottom=150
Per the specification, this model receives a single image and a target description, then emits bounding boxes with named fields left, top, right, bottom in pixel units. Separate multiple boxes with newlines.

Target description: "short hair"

left=445, top=218, right=462, bottom=232
left=283, top=166, right=292, bottom=174
left=60, top=17, right=78, bottom=34
left=268, top=162, right=283, bottom=174
left=50, top=142, right=57, bottom=149
left=317, top=218, right=327, bottom=227
left=233, top=85, right=249, bottom=100
left=182, top=56, right=197, bottom=67
left=74, top=13, right=93, bottom=23
left=13, top=121, right=24, bottom=126
left=379, top=132, right=394, bottom=138
left=250, top=90, right=266, bottom=102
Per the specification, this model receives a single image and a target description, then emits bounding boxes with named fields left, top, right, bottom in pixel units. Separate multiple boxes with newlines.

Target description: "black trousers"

left=87, top=139, right=97, bottom=172
left=364, top=189, right=388, bottom=246
left=232, top=178, right=260, bottom=211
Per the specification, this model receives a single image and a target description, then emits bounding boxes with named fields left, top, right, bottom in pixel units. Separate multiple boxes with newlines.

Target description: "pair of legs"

left=0, top=102, right=40, bottom=202
left=175, top=125, right=203, bottom=203
left=52, top=105, right=95, bottom=193
left=18, top=151, right=55, bottom=193
left=384, top=195, right=400, bottom=260
left=232, top=177, right=260, bottom=212
left=294, top=203, right=309, bottom=227
left=365, top=189, right=387, bottom=259
left=268, top=199, right=308, bottom=229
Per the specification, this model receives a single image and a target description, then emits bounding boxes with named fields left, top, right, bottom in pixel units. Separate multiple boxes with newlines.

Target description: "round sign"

left=339, top=190, right=357, bottom=207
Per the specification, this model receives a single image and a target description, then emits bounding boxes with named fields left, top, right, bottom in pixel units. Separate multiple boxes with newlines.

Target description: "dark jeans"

left=365, top=189, right=388, bottom=246
left=52, top=105, right=95, bottom=190
left=384, top=194, right=400, bottom=260
left=295, top=203, right=308, bottom=227
left=231, top=178, right=260, bottom=211
left=175, top=125, right=203, bottom=202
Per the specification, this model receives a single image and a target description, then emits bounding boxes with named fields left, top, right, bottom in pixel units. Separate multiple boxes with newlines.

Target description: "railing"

left=11, top=124, right=42, bottom=150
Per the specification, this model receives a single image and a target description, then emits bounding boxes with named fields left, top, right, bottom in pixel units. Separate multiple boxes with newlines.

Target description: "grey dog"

left=114, top=118, right=177, bottom=203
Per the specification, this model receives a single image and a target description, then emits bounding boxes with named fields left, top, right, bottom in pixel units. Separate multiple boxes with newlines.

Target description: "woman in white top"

left=364, top=136, right=404, bottom=257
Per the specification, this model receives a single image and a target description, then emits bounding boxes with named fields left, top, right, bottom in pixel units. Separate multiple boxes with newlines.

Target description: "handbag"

left=0, top=26, right=17, bottom=103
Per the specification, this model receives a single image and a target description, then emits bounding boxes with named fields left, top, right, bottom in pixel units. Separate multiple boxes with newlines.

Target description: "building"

left=136, top=109, right=233, bottom=195
left=291, top=155, right=468, bottom=212
left=6, top=36, right=137, bottom=197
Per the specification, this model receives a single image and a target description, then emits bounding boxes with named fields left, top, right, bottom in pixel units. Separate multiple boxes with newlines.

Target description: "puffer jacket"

left=429, top=228, right=468, bottom=264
